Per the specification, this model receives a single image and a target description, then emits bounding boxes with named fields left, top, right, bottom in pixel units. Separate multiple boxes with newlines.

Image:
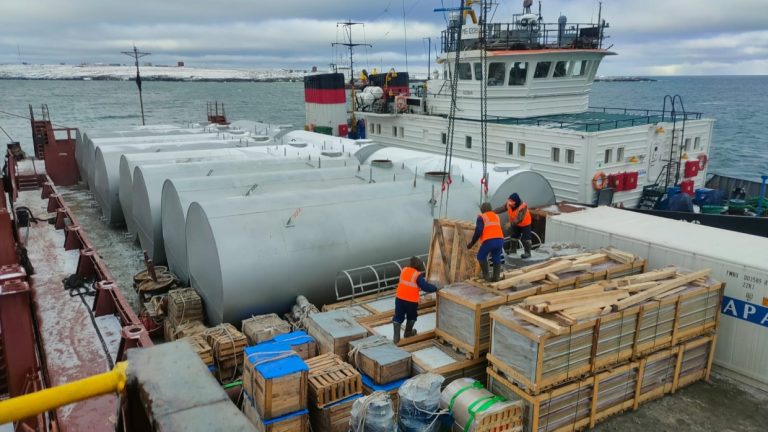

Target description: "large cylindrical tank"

left=93, top=139, right=251, bottom=225
left=133, top=155, right=356, bottom=263
left=118, top=146, right=286, bottom=236
left=161, top=165, right=394, bottom=283
left=186, top=161, right=555, bottom=324
left=83, top=131, right=222, bottom=188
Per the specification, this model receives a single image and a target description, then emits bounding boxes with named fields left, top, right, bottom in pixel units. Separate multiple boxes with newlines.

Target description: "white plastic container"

left=546, top=206, right=768, bottom=390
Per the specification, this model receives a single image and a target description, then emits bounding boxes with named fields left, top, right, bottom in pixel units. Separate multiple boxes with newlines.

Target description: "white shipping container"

left=546, top=206, right=768, bottom=391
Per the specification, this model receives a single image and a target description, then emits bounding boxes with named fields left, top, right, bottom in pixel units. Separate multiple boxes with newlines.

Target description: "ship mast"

left=332, top=21, right=371, bottom=136
left=121, top=46, right=151, bottom=126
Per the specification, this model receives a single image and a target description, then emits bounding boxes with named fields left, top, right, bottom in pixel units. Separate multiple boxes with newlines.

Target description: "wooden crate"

left=166, top=288, right=204, bottom=326
left=164, top=318, right=206, bottom=342
left=488, top=307, right=595, bottom=394
left=264, top=331, right=317, bottom=360
left=426, top=219, right=480, bottom=285
left=182, top=334, right=213, bottom=366
left=322, top=290, right=436, bottom=321
left=243, top=395, right=309, bottom=432
left=204, top=323, right=247, bottom=383
left=435, top=282, right=509, bottom=359
left=402, top=339, right=487, bottom=388
left=242, top=313, right=292, bottom=345
left=309, top=394, right=361, bottom=432
left=357, top=306, right=437, bottom=347
left=305, top=310, right=368, bottom=359
left=348, top=335, right=411, bottom=385
left=306, top=353, right=363, bottom=408
left=243, top=344, right=308, bottom=419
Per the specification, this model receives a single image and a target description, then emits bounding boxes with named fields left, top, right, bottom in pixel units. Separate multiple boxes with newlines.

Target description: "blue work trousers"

left=477, top=238, right=504, bottom=265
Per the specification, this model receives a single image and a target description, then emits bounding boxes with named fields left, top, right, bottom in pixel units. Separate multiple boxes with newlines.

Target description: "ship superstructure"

left=347, top=1, right=714, bottom=208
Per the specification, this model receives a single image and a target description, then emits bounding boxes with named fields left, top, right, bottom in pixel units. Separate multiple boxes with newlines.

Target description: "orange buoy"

left=592, top=171, right=607, bottom=190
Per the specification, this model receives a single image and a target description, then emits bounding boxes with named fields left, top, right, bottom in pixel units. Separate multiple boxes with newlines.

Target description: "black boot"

left=492, top=263, right=501, bottom=282
left=509, top=240, right=518, bottom=255
left=479, top=261, right=490, bottom=281
left=521, top=240, right=532, bottom=259
left=393, top=322, right=402, bottom=344
left=404, top=320, right=418, bottom=338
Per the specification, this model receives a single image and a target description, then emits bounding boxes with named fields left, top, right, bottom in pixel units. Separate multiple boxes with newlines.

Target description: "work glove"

left=466, top=242, right=474, bottom=249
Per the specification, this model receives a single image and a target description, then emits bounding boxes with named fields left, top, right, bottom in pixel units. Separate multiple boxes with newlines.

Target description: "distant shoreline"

left=0, top=76, right=302, bottom=83
left=595, top=77, right=657, bottom=82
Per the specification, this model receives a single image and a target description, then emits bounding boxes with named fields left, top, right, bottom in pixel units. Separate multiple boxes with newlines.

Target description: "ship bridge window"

left=441, top=132, right=447, bottom=145
left=465, top=136, right=472, bottom=149
left=488, top=62, right=506, bottom=86
left=376, top=124, right=381, bottom=135
left=553, top=61, right=569, bottom=78
left=534, top=61, right=552, bottom=79
left=694, top=137, right=701, bottom=149
left=573, top=60, right=590, bottom=77
left=566, top=149, right=575, bottom=164
left=604, top=148, right=613, bottom=164
left=506, top=141, right=514, bottom=155
left=551, top=147, right=561, bottom=163
left=457, top=63, right=472, bottom=80
left=519, top=143, right=526, bottom=157
left=474, top=62, right=483, bottom=80
left=509, top=62, right=528, bottom=86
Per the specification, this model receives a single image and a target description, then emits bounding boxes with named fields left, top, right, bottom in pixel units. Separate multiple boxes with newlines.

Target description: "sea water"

left=0, top=76, right=765, bottom=179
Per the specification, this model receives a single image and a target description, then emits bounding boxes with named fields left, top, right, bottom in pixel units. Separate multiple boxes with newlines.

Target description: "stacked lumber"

left=402, top=339, right=487, bottom=388
left=306, top=353, right=363, bottom=432
left=242, top=313, right=292, bottom=345
left=357, top=306, right=437, bottom=347
left=348, top=335, right=411, bottom=385
left=204, top=323, right=247, bottom=383
left=488, top=333, right=717, bottom=432
left=487, top=268, right=723, bottom=394
left=182, top=334, right=213, bottom=366
left=305, top=310, right=368, bottom=358
left=426, top=219, right=481, bottom=285
left=476, top=249, right=647, bottom=302
left=242, top=343, right=308, bottom=425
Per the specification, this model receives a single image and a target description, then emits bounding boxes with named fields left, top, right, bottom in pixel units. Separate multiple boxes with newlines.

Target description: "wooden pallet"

left=306, top=353, right=363, bottom=408
left=402, top=338, right=487, bottom=388
left=356, top=306, right=436, bottom=347
left=348, top=336, right=411, bottom=385
left=426, top=219, right=480, bottom=285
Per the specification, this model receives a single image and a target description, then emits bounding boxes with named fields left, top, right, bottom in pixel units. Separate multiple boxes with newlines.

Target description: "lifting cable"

left=439, top=0, right=466, bottom=218
left=479, top=0, right=490, bottom=201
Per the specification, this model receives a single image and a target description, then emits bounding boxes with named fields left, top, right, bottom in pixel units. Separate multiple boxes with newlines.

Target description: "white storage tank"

left=161, top=165, right=383, bottom=283
left=545, top=206, right=768, bottom=390
left=93, top=139, right=248, bottom=224
left=133, top=155, right=356, bottom=263
left=186, top=162, right=555, bottom=324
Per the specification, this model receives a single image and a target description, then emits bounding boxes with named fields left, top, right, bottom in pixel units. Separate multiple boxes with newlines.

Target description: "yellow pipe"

left=0, top=362, right=128, bottom=425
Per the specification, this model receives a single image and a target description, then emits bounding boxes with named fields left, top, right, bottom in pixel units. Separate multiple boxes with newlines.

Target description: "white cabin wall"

left=587, top=125, right=654, bottom=205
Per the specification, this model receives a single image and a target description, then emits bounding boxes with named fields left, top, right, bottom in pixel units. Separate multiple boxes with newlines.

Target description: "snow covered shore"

left=0, top=64, right=307, bottom=82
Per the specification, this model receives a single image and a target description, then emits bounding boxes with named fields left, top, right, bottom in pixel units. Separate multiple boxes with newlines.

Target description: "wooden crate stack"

left=204, top=323, right=247, bottom=384
left=306, top=353, right=363, bottom=432
left=242, top=313, right=292, bottom=345
left=305, top=310, right=368, bottom=359
left=486, top=268, right=722, bottom=394
left=488, top=333, right=717, bottom=432
left=434, top=251, right=647, bottom=360
left=242, top=343, right=309, bottom=431
left=164, top=288, right=205, bottom=341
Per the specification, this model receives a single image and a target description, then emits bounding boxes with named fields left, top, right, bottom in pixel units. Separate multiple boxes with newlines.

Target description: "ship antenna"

left=332, top=21, right=371, bottom=136
left=121, top=45, right=151, bottom=126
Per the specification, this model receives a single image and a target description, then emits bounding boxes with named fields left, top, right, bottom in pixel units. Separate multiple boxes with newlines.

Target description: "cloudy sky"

left=0, top=0, right=766, bottom=76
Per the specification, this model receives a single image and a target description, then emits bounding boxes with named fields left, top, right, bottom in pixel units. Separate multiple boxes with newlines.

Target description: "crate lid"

left=244, top=343, right=308, bottom=379
left=309, top=310, right=367, bottom=338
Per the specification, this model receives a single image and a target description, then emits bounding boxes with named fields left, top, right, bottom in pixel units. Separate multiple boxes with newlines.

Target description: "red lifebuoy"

left=697, top=154, right=708, bottom=171
left=592, top=172, right=607, bottom=190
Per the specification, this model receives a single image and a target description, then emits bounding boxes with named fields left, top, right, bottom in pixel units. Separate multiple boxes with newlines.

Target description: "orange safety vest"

left=507, top=201, right=532, bottom=227
left=396, top=267, right=421, bottom=302
left=480, top=211, right=504, bottom=243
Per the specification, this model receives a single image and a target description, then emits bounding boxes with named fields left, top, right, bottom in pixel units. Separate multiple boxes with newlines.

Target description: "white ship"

left=307, top=0, right=714, bottom=209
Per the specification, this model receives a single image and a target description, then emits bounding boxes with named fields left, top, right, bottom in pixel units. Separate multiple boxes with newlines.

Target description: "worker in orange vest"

left=467, top=202, right=505, bottom=282
left=393, top=256, right=438, bottom=344
left=495, top=193, right=533, bottom=259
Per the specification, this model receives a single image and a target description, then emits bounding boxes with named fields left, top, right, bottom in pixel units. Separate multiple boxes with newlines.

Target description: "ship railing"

left=589, top=106, right=703, bottom=122
left=334, top=254, right=429, bottom=302
left=441, top=20, right=605, bottom=52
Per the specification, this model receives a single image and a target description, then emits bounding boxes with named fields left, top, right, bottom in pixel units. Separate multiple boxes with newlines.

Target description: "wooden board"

left=306, top=353, right=363, bottom=408
left=426, top=219, right=480, bottom=285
